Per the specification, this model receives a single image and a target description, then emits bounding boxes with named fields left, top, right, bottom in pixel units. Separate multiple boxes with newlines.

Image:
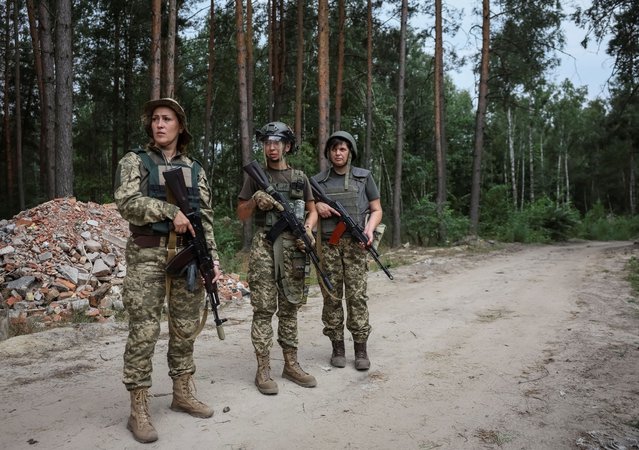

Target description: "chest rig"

left=317, top=167, right=369, bottom=236
left=131, top=148, right=201, bottom=235
left=254, top=168, right=306, bottom=231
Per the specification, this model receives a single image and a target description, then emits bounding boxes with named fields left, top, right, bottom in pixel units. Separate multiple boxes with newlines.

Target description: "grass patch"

left=626, top=256, right=639, bottom=296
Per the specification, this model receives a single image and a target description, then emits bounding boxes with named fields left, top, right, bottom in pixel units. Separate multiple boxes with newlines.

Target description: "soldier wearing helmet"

left=237, top=121, right=319, bottom=395
left=312, top=130, right=384, bottom=371
left=114, top=98, right=221, bottom=443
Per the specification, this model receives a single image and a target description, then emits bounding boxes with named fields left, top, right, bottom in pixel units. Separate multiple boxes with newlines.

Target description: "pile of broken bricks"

left=0, top=197, right=248, bottom=338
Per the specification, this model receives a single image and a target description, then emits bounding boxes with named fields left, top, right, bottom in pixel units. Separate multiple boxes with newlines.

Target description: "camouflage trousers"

left=248, top=232, right=306, bottom=355
left=122, top=239, right=204, bottom=390
left=319, top=238, right=371, bottom=343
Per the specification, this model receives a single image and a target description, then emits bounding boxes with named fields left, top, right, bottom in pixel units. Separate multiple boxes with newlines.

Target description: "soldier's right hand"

left=252, top=190, right=283, bottom=211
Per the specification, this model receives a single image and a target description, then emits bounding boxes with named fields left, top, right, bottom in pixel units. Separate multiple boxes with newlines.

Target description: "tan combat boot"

left=282, top=347, right=317, bottom=387
left=255, top=352, right=279, bottom=395
left=354, top=341, right=370, bottom=371
left=127, top=388, right=158, bottom=443
left=330, top=340, right=346, bottom=368
left=170, top=374, right=214, bottom=418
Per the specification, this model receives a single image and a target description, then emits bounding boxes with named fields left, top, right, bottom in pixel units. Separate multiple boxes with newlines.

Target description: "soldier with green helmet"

left=237, top=121, right=318, bottom=395
left=114, top=98, right=221, bottom=443
left=312, top=130, right=383, bottom=371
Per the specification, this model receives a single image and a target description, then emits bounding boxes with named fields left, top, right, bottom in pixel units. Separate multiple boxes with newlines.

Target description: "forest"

left=1, top=0, right=638, bottom=263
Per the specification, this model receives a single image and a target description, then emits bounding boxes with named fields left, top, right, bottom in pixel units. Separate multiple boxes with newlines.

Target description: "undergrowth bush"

left=402, top=197, right=469, bottom=246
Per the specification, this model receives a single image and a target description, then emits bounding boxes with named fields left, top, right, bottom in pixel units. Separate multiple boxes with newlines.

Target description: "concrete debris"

left=0, top=197, right=249, bottom=338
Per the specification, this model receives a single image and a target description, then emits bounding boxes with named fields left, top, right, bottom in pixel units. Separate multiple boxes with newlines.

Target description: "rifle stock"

left=310, top=177, right=393, bottom=280
left=163, top=167, right=227, bottom=339
left=242, top=160, right=334, bottom=291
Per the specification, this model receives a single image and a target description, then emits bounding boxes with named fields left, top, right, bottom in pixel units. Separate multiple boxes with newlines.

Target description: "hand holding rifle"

left=163, top=167, right=227, bottom=340
left=310, top=177, right=393, bottom=280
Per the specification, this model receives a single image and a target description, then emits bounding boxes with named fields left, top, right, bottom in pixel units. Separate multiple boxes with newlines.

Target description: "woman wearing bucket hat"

left=114, top=98, right=221, bottom=443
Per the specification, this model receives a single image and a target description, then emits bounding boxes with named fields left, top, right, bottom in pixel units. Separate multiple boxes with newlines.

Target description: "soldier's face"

left=151, top=107, right=183, bottom=150
left=263, top=138, right=290, bottom=162
left=329, top=141, right=350, bottom=167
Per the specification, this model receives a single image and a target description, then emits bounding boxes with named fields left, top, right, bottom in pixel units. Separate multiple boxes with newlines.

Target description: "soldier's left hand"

left=296, top=225, right=315, bottom=252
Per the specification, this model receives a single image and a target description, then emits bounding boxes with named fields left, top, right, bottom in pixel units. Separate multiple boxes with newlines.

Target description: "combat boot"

left=354, top=341, right=370, bottom=371
left=170, top=374, right=214, bottom=418
left=127, top=388, right=158, bottom=443
left=255, top=352, right=279, bottom=395
left=282, top=347, right=317, bottom=387
left=330, top=340, right=346, bottom=368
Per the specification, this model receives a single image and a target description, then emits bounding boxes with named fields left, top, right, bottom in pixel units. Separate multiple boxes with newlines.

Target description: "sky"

left=433, top=0, right=615, bottom=100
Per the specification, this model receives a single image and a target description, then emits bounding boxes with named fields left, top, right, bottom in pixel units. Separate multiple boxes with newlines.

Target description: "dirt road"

left=2, top=241, right=638, bottom=450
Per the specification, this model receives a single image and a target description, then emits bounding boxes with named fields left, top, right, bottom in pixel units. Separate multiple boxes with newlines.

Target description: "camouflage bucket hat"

left=143, top=98, right=193, bottom=148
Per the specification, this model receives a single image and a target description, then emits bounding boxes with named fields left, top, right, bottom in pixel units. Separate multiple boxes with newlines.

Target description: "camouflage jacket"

left=113, top=146, right=219, bottom=260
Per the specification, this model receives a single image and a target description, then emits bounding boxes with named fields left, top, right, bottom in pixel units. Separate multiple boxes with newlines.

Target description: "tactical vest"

left=317, top=167, right=370, bottom=236
left=129, top=147, right=201, bottom=235
left=254, top=168, right=306, bottom=230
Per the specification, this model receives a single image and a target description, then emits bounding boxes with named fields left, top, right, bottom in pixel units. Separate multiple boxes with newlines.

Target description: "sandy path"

left=1, top=241, right=638, bottom=449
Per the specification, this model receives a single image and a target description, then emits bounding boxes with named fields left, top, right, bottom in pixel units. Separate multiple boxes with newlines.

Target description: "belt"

left=132, top=234, right=188, bottom=248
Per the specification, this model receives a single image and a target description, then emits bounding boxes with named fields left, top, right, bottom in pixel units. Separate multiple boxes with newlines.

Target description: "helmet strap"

left=344, top=153, right=352, bottom=190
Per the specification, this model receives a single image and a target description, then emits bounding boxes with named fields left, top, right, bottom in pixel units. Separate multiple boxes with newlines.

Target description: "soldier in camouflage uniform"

left=312, top=131, right=383, bottom=371
left=114, top=98, right=221, bottom=443
left=237, top=121, right=318, bottom=395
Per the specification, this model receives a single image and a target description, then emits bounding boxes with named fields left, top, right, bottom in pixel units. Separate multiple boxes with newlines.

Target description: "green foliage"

left=213, top=216, right=243, bottom=273
left=626, top=257, right=639, bottom=297
left=483, top=196, right=580, bottom=243
left=577, top=201, right=639, bottom=240
left=402, top=196, right=470, bottom=246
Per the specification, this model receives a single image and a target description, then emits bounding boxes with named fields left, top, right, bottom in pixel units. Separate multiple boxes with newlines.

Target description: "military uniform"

left=114, top=146, right=219, bottom=390
left=313, top=130, right=382, bottom=371
left=313, top=167, right=379, bottom=343
left=239, top=121, right=318, bottom=394
left=238, top=167, right=312, bottom=355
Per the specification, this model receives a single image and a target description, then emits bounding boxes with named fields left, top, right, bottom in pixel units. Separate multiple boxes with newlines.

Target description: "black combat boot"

left=330, top=340, right=346, bottom=368
left=354, top=341, right=370, bottom=371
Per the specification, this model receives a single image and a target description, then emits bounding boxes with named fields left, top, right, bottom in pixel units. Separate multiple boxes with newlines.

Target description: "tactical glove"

left=252, top=190, right=283, bottom=211
left=296, top=225, right=316, bottom=252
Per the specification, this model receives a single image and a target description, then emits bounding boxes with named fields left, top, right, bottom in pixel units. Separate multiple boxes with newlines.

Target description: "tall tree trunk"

left=39, top=0, right=55, bottom=199
left=3, top=2, right=14, bottom=210
left=507, top=107, right=517, bottom=208
left=333, top=0, right=345, bottom=132
left=26, top=0, right=47, bottom=197
left=204, top=0, right=216, bottom=172
left=164, top=0, right=177, bottom=98
left=434, top=0, right=446, bottom=240
left=564, top=149, right=570, bottom=205
left=55, top=0, right=74, bottom=197
left=391, top=0, right=408, bottom=248
left=294, top=0, right=304, bottom=143
left=236, top=0, right=252, bottom=250
left=469, top=0, right=490, bottom=236
left=317, top=0, right=330, bottom=170
left=111, top=8, right=121, bottom=188
left=150, top=0, right=161, bottom=99
left=528, top=121, right=535, bottom=202
left=14, top=0, right=24, bottom=210
left=364, top=0, right=373, bottom=170
left=267, top=0, right=273, bottom=120
left=629, top=151, right=636, bottom=215
left=246, top=0, right=254, bottom=142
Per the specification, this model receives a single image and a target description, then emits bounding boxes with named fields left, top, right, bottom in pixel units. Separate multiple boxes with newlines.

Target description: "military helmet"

left=324, top=130, right=358, bottom=160
left=256, top=121, right=298, bottom=153
left=143, top=98, right=192, bottom=150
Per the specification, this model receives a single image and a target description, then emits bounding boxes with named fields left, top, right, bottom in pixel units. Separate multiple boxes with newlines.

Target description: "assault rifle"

left=163, top=167, right=227, bottom=340
left=242, top=160, right=334, bottom=291
left=309, top=177, right=393, bottom=280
